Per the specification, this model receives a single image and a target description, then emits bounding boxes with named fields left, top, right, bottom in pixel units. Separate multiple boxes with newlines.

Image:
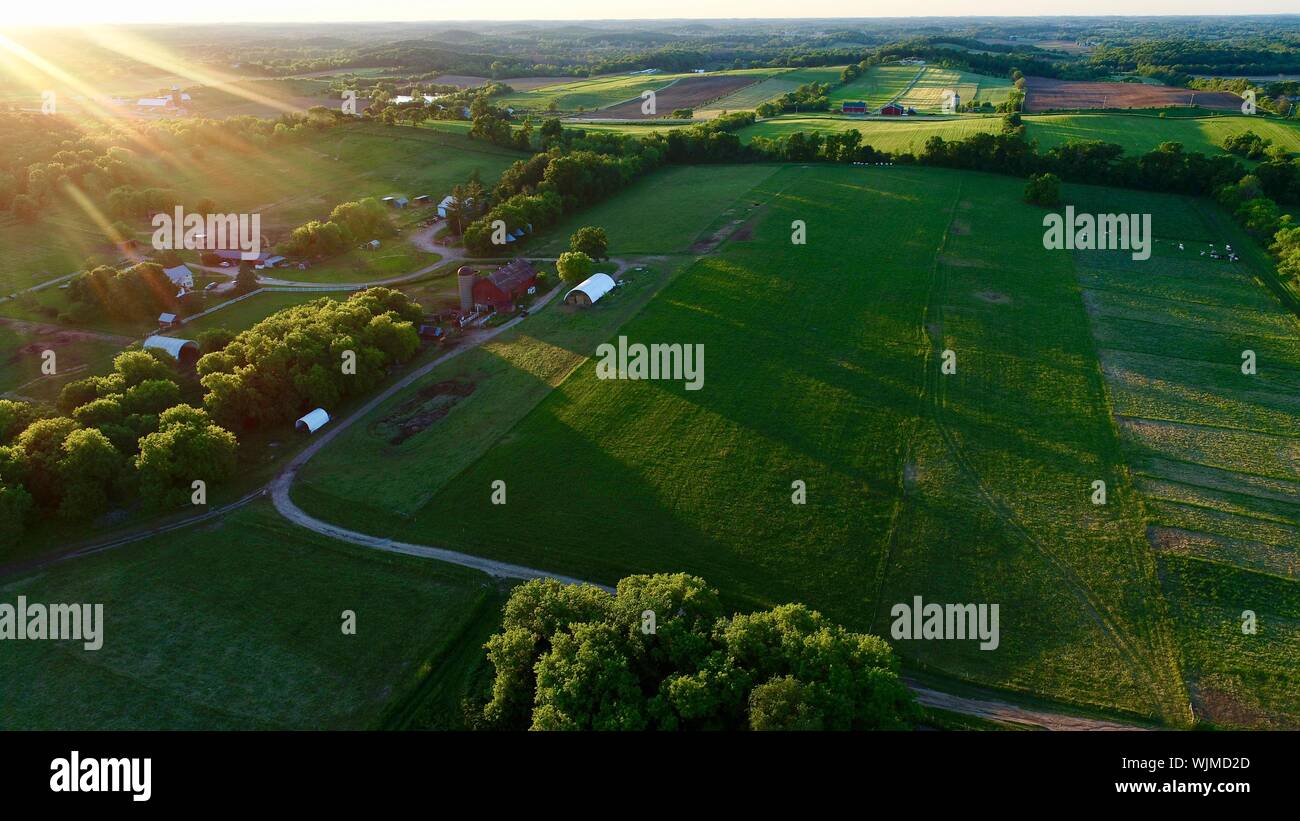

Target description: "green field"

left=175, top=290, right=342, bottom=337
left=697, top=66, right=847, bottom=115
left=0, top=321, right=125, bottom=402
left=293, top=163, right=1228, bottom=724
left=0, top=123, right=523, bottom=299
left=497, top=72, right=692, bottom=114
left=526, top=164, right=783, bottom=256
left=0, top=502, right=505, bottom=730
left=0, top=208, right=115, bottom=294
left=832, top=65, right=1013, bottom=111
left=834, top=64, right=925, bottom=108
left=742, top=112, right=1300, bottom=158
left=275, top=244, right=440, bottom=285
left=1067, top=189, right=1300, bottom=725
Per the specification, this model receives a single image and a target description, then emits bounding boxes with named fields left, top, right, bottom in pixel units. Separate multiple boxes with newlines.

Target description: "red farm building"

left=841, top=101, right=867, bottom=114
left=470, top=259, right=537, bottom=311
left=879, top=102, right=906, bottom=116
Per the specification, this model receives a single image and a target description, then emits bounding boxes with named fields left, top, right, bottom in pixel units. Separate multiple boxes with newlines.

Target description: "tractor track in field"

left=916, top=183, right=1187, bottom=723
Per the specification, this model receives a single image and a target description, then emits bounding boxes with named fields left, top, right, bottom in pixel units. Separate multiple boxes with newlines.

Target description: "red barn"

left=842, top=101, right=867, bottom=114
left=879, top=102, right=905, bottom=116
left=471, top=259, right=537, bottom=310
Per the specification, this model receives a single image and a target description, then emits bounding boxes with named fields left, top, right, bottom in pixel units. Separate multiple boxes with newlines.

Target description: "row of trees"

left=473, top=574, right=918, bottom=730
left=0, top=350, right=239, bottom=542
left=197, top=288, right=422, bottom=431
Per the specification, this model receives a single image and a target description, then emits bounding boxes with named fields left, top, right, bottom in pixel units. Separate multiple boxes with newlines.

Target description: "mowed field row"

left=1070, top=190, right=1300, bottom=727
left=296, top=163, right=1203, bottom=724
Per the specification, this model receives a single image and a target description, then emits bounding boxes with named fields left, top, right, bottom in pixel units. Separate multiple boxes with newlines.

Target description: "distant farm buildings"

left=564, top=273, right=616, bottom=307
left=143, top=335, right=200, bottom=366
left=382, top=195, right=410, bottom=209
left=842, top=101, right=868, bottom=114
left=879, top=102, right=914, bottom=116
left=157, top=312, right=180, bottom=330
left=457, top=260, right=538, bottom=312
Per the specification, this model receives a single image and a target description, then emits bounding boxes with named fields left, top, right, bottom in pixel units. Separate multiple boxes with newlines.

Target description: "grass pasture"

left=176, top=290, right=341, bottom=337
left=0, top=502, right=504, bottom=730
left=497, top=72, right=692, bottom=114
left=1066, top=184, right=1300, bottom=726
left=0, top=322, right=125, bottom=402
left=696, top=66, right=847, bottom=116
left=296, top=164, right=1198, bottom=723
left=526, top=163, right=783, bottom=256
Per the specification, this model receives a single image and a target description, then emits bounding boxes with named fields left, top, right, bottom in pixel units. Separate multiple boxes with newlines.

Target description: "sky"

left=1, top=1, right=1297, bottom=26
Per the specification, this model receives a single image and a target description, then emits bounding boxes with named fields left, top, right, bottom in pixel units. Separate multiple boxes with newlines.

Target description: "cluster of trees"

left=66, top=262, right=181, bottom=324
left=1023, top=172, right=1062, bottom=206
left=1221, top=131, right=1283, bottom=161
left=555, top=228, right=607, bottom=283
left=0, top=350, right=239, bottom=542
left=755, top=82, right=832, bottom=118
left=280, top=197, right=397, bottom=258
left=472, top=574, right=918, bottom=731
left=197, top=288, right=422, bottom=430
left=463, top=146, right=660, bottom=255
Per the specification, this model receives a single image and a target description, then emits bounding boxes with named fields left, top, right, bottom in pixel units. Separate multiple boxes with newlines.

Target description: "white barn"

left=162, top=264, right=195, bottom=290
left=143, top=335, right=199, bottom=364
left=563, top=273, right=616, bottom=307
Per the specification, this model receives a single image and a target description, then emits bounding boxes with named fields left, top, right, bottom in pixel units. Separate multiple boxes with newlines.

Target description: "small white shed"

left=295, top=408, right=331, bottom=434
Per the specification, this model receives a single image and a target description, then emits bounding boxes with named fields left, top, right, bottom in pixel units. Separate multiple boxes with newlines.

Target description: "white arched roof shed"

left=564, top=273, right=616, bottom=306
left=295, top=408, right=331, bottom=434
left=142, top=335, right=199, bottom=361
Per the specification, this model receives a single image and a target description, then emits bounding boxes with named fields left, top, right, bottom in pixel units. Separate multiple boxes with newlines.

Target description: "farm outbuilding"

left=162, top=264, right=195, bottom=290
left=564, top=273, right=616, bottom=307
left=879, top=102, right=906, bottom=116
left=471, top=259, right=537, bottom=310
left=295, top=408, right=330, bottom=434
left=842, top=101, right=867, bottom=114
left=143, top=335, right=200, bottom=365
left=158, top=312, right=180, bottom=330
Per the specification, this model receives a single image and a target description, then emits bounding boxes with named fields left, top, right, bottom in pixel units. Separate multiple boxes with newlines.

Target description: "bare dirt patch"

left=1024, top=76, right=1242, bottom=112
left=374, top=379, right=476, bottom=445
left=585, top=75, right=761, bottom=120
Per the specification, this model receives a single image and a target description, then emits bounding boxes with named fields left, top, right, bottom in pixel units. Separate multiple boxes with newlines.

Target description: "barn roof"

left=296, top=408, right=330, bottom=434
left=487, top=259, right=537, bottom=292
left=564, top=272, right=616, bottom=305
left=143, top=335, right=198, bottom=360
left=162, top=264, right=194, bottom=287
